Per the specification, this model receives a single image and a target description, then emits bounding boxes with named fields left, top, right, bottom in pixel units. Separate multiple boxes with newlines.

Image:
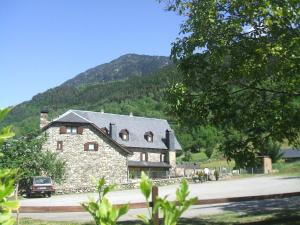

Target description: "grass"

left=273, top=160, right=300, bottom=176
left=18, top=208, right=300, bottom=225
left=200, top=159, right=235, bottom=170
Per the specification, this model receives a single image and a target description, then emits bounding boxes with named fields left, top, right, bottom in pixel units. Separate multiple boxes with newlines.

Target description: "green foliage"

left=0, top=107, right=18, bottom=225
left=260, top=138, right=283, bottom=163
left=0, top=132, right=66, bottom=184
left=137, top=172, right=153, bottom=225
left=214, top=170, right=220, bottom=181
left=164, top=0, right=300, bottom=167
left=182, top=150, right=192, bottom=162
left=81, top=178, right=129, bottom=225
left=0, top=108, right=14, bottom=146
left=153, top=179, right=197, bottom=225
left=175, top=125, right=223, bottom=160
left=138, top=172, right=197, bottom=225
left=0, top=169, right=19, bottom=225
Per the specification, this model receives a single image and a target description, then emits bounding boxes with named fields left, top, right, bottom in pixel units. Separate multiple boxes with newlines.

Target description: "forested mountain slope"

left=1, top=64, right=179, bottom=135
left=62, top=54, right=172, bottom=87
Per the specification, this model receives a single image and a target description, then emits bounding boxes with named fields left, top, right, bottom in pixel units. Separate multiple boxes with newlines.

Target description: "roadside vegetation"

left=273, top=161, right=300, bottom=176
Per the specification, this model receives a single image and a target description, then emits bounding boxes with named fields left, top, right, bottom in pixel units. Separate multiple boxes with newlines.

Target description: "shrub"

left=214, top=170, right=220, bottom=181
left=81, top=178, right=129, bottom=225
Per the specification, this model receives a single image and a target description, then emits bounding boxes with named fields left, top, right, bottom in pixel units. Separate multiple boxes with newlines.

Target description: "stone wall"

left=43, top=124, right=129, bottom=191
left=130, top=151, right=162, bottom=162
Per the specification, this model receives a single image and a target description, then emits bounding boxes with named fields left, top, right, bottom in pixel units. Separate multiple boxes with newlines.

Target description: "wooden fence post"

left=152, top=185, right=159, bottom=225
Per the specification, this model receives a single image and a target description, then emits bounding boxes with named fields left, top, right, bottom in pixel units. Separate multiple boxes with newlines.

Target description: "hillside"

left=1, top=54, right=179, bottom=136
left=62, top=54, right=172, bottom=87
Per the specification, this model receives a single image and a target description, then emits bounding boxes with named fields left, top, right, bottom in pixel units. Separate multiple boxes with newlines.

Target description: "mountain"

left=62, top=54, right=172, bottom=87
left=0, top=54, right=179, bottom=136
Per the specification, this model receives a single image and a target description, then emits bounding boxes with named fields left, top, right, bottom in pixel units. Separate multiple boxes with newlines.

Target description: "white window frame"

left=88, top=143, right=95, bottom=151
left=67, top=127, right=77, bottom=134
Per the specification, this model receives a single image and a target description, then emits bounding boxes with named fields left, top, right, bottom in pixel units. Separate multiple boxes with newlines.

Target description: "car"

left=25, top=176, right=55, bottom=198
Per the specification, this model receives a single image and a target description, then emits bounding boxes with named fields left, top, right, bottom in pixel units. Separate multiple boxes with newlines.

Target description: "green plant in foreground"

left=0, top=107, right=19, bottom=225
left=154, top=179, right=197, bottom=225
left=138, top=172, right=197, bottom=225
left=0, top=168, right=19, bottom=225
left=81, top=178, right=129, bottom=225
left=137, top=172, right=153, bottom=225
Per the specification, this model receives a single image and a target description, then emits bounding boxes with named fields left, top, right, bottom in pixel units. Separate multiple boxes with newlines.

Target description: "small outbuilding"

left=281, top=149, right=300, bottom=162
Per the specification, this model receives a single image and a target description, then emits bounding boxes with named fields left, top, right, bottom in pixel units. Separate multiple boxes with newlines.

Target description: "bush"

left=214, top=170, right=220, bottom=181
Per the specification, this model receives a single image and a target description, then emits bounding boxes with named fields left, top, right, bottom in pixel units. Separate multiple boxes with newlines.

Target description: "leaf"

left=103, top=184, right=115, bottom=197
left=137, top=214, right=150, bottom=225
left=140, top=171, right=152, bottom=200
left=0, top=201, right=20, bottom=210
left=117, top=204, right=129, bottom=219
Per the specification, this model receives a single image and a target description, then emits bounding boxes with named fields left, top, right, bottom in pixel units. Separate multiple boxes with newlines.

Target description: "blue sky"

left=0, top=0, right=182, bottom=108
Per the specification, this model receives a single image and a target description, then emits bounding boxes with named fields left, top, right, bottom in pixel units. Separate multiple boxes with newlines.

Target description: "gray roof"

left=281, top=149, right=300, bottom=159
left=53, top=109, right=182, bottom=150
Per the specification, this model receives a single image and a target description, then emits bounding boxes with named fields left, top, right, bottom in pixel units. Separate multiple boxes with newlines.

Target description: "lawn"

left=273, top=161, right=300, bottom=176
left=18, top=207, right=300, bottom=225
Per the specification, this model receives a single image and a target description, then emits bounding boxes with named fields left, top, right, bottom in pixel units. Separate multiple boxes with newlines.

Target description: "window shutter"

left=84, top=143, right=88, bottom=151
left=94, top=143, right=99, bottom=151
left=145, top=153, right=148, bottom=162
left=60, top=126, right=67, bottom=134
left=77, top=126, right=83, bottom=134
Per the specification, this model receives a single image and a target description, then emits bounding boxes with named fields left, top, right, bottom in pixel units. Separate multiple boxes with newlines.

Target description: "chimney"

left=40, top=108, right=49, bottom=129
left=166, top=129, right=175, bottom=150
left=101, top=109, right=104, bottom=114
left=129, top=112, right=133, bottom=117
left=109, top=123, right=117, bottom=140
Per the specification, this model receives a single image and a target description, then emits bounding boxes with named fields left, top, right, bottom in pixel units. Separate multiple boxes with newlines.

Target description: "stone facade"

left=43, top=124, right=128, bottom=191
left=128, top=148, right=176, bottom=166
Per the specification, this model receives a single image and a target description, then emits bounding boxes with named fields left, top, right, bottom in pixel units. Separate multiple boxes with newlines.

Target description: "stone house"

left=41, top=109, right=181, bottom=191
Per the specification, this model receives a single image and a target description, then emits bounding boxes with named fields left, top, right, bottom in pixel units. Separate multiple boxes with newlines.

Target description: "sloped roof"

left=53, top=109, right=182, bottom=151
left=281, top=149, right=300, bottom=159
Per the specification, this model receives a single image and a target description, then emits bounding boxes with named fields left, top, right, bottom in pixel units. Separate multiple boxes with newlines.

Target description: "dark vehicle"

left=25, top=176, right=55, bottom=198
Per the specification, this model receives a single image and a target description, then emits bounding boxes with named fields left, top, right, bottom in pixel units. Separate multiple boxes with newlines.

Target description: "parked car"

left=24, top=176, right=55, bottom=198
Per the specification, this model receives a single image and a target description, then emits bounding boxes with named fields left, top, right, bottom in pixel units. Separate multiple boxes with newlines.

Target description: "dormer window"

left=60, top=126, right=83, bottom=134
left=119, top=129, right=129, bottom=141
left=144, top=131, right=153, bottom=142
left=67, top=127, right=77, bottom=134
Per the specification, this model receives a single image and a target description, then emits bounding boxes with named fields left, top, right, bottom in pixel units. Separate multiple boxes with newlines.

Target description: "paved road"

left=18, top=196, right=300, bottom=222
left=18, top=175, right=300, bottom=221
left=20, top=175, right=300, bottom=206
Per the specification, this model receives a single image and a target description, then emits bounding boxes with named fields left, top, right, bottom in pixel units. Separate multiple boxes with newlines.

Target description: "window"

left=119, top=129, right=129, bottom=141
left=160, top=153, right=166, bottom=162
left=144, top=131, right=153, bottom=142
left=140, top=152, right=148, bottom=162
left=57, top=141, right=63, bottom=150
left=84, top=142, right=98, bottom=151
left=88, top=143, right=95, bottom=151
left=67, top=127, right=77, bottom=134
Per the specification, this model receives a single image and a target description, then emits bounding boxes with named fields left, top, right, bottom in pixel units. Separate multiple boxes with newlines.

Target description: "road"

left=18, top=175, right=300, bottom=221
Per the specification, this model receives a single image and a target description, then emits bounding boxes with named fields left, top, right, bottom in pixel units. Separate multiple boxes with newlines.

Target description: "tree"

left=0, top=132, right=66, bottom=186
left=0, top=108, right=14, bottom=145
left=164, top=0, right=300, bottom=167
